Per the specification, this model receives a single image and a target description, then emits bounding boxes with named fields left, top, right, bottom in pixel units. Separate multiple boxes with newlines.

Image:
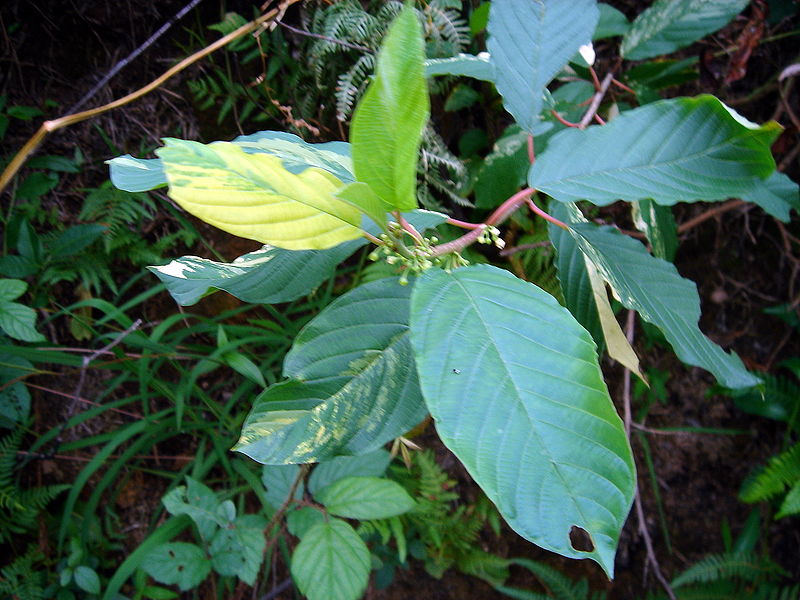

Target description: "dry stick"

left=622, top=311, right=677, bottom=600
left=0, top=0, right=301, bottom=195
left=67, top=0, right=205, bottom=114
left=677, top=199, right=746, bottom=234
left=276, top=19, right=374, bottom=53
left=578, top=72, right=614, bottom=129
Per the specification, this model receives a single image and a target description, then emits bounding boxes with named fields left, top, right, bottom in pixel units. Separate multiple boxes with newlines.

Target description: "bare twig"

left=677, top=199, right=746, bottom=234
left=276, top=19, right=374, bottom=53
left=578, top=72, right=614, bottom=129
left=499, top=240, right=551, bottom=257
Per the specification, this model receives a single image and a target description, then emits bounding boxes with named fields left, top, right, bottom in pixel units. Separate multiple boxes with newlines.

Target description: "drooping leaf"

left=531, top=95, right=781, bottom=206
left=291, top=518, right=371, bottom=600
left=156, top=139, right=362, bottom=250
left=107, top=155, right=167, bottom=192
left=141, top=543, right=211, bottom=592
left=315, top=476, right=415, bottom=520
left=209, top=514, right=267, bottom=585
left=595, top=4, right=630, bottom=39
left=631, top=199, right=678, bottom=261
left=409, top=264, right=635, bottom=577
left=262, top=464, right=305, bottom=510
left=424, top=53, right=495, bottom=81
left=487, top=0, right=599, bottom=134
left=308, top=449, right=392, bottom=495
left=621, top=0, right=750, bottom=60
left=350, top=6, right=429, bottom=211
left=741, top=171, right=799, bottom=222
left=0, top=279, right=26, bottom=302
left=286, top=506, right=326, bottom=538
left=234, top=278, right=427, bottom=464
left=0, top=300, right=45, bottom=342
left=569, top=222, right=761, bottom=389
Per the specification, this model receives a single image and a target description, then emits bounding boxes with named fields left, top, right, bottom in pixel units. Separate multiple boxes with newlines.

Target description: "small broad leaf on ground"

left=234, top=278, right=427, bottom=464
left=291, top=518, right=371, bottom=600
left=350, top=5, right=429, bottom=211
left=209, top=514, right=267, bottom=585
left=410, top=264, right=635, bottom=577
left=0, top=299, right=45, bottom=342
left=161, top=477, right=221, bottom=541
left=569, top=222, right=761, bottom=390
left=286, top=506, right=326, bottom=539
left=262, top=464, right=305, bottom=511
left=315, top=476, right=415, bottom=520
left=308, top=449, right=392, bottom=495
left=156, top=139, right=363, bottom=250
left=530, top=95, right=781, bottom=206
left=621, top=0, right=750, bottom=61
left=487, top=0, right=599, bottom=134
left=73, top=566, right=101, bottom=595
left=141, top=543, right=211, bottom=592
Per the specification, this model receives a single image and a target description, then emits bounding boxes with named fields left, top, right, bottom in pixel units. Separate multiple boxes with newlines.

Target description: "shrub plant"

left=109, top=0, right=799, bottom=589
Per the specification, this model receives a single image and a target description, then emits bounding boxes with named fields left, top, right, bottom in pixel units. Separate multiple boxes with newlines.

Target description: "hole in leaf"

left=569, top=526, right=594, bottom=552
left=168, top=550, right=175, bottom=558
left=178, top=564, right=184, bottom=572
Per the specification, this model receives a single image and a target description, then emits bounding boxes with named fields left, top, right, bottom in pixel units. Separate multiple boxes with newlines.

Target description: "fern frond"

left=776, top=480, right=800, bottom=518
left=0, top=545, right=46, bottom=599
left=740, top=442, right=800, bottom=503
left=671, top=552, right=786, bottom=588
left=335, top=54, right=375, bottom=121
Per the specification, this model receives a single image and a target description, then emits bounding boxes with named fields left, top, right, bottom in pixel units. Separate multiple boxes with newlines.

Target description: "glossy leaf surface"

left=316, top=476, right=415, bottom=519
left=487, top=0, right=599, bottom=134
left=741, top=171, right=799, bottom=223
left=234, top=278, right=427, bottom=463
left=531, top=96, right=781, bottom=205
left=308, top=449, right=392, bottom=495
left=570, top=223, right=761, bottom=389
left=424, top=53, right=495, bottom=81
left=156, top=139, right=362, bottom=250
left=291, top=518, right=370, bottom=600
left=351, top=6, right=428, bottom=211
left=410, top=265, right=635, bottom=577
left=621, top=0, right=749, bottom=60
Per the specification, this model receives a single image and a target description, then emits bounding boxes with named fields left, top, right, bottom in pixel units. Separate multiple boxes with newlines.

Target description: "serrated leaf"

left=156, top=139, right=362, bottom=250
left=741, top=171, right=799, bottom=222
left=488, top=0, right=599, bottom=134
left=141, top=543, right=211, bottom=592
left=286, top=506, right=326, bottom=539
left=621, top=0, right=750, bottom=60
left=569, top=222, right=761, bottom=389
left=336, top=182, right=390, bottom=230
left=262, top=464, right=305, bottom=510
left=0, top=279, right=27, bottom=302
left=73, top=566, right=100, bottom=595
left=291, top=518, right=371, bottom=600
left=350, top=6, right=429, bottom=211
left=162, top=477, right=221, bottom=541
left=424, top=53, right=495, bottom=81
left=308, top=449, right=392, bottom=495
left=209, top=514, right=267, bottom=585
left=234, top=278, right=427, bottom=464
left=409, top=264, right=635, bottom=577
left=316, top=476, right=415, bottom=519
left=49, top=224, right=107, bottom=257
left=532, top=95, right=781, bottom=206
left=0, top=301, right=45, bottom=342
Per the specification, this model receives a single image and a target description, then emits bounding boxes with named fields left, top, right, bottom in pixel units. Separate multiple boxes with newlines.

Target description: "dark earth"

left=1, top=1, right=799, bottom=598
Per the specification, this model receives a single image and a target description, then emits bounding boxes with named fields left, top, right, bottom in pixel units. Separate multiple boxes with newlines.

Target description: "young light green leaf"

left=531, top=95, right=781, bottom=206
left=741, top=171, right=799, bottom=222
left=621, top=0, right=750, bottom=61
left=336, top=182, right=390, bottom=230
left=315, top=476, right=415, bottom=520
left=569, top=222, right=761, bottom=389
left=409, top=264, right=635, bottom=577
left=262, top=464, right=304, bottom=510
left=350, top=6, right=429, bottom=211
left=73, top=566, right=101, bottom=595
left=141, top=543, right=211, bottom=592
left=424, top=53, right=495, bottom=81
left=308, top=449, right=392, bottom=495
left=487, top=0, right=599, bottom=134
left=209, top=514, right=267, bottom=585
left=0, top=279, right=26, bottom=302
left=156, top=139, right=362, bottom=250
left=291, top=518, right=371, bottom=600
left=234, top=278, right=427, bottom=464
left=0, top=300, right=45, bottom=342
left=162, top=477, right=221, bottom=541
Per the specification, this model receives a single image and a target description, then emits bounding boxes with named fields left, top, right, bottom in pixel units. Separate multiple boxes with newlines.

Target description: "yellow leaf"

left=157, top=140, right=363, bottom=250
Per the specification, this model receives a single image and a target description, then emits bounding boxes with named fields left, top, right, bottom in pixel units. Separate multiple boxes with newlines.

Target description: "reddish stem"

left=446, top=217, right=483, bottom=230
left=486, top=188, right=537, bottom=226
left=612, top=78, right=636, bottom=95
left=525, top=198, right=569, bottom=230
left=395, top=211, right=424, bottom=244
left=550, top=110, right=580, bottom=128
left=589, top=66, right=602, bottom=91
left=594, top=113, right=606, bottom=125
left=527, top=134, right=535, bottom=164
left=429, top=225, right=486, bottom=258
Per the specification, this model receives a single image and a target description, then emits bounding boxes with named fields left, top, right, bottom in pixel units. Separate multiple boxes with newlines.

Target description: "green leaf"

left=156, top=139, right=362, bottom=250
left=350, top=6, right=429, bottom=211
left=161, top=477, right=221, bottom=541
left=48, top=224, right=107, bottom=258
left=336, top=182, right=390, bottom=230
left=409, top=265, right=635, bottom=577
left=209, top=514, right=267, bottom=585
left=474, top=127, right=530, bottom=210
left=234, top=278, right=427, bottom=464
left=286, top=506, right=326, bottom=538
left=316, top=476, right=415, bottom=519
left=149, top=239, right=363, bottom=306
left=595, top=4, right=630, bottom=39
left=261, top=464, right=304, bottom=510
left=569, top=222, right=761, bottom=389
left=0, top=300, right=45, bottom=342
left=221, top=351, right=265, bottom=387
left=0, top=279, right=26, bottom=302
left=0, top=352, right=32, bottom=426
left=107, top=155, right=167, bottom=192
left=141, top=543, right=210, bottom=592
left=531, top=95, right=781, bottom=206
left=487, top=0, right=599, bottom=134
left=141, top=586, right=179, bottom=600
left=73, top=566, right=101, bottom=595
left=777, top=480, right=800, bottom=518
left=424, top=53, right=495, bottom=81
left=741, top=171, right=799, bottom=222
left=308, top=449, right=392, bottom=495
left=631, top=200, right=678, bottom=261
left=621, top=0, right=750, bottom=60
left=291, top=518, right=371, bottom=600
